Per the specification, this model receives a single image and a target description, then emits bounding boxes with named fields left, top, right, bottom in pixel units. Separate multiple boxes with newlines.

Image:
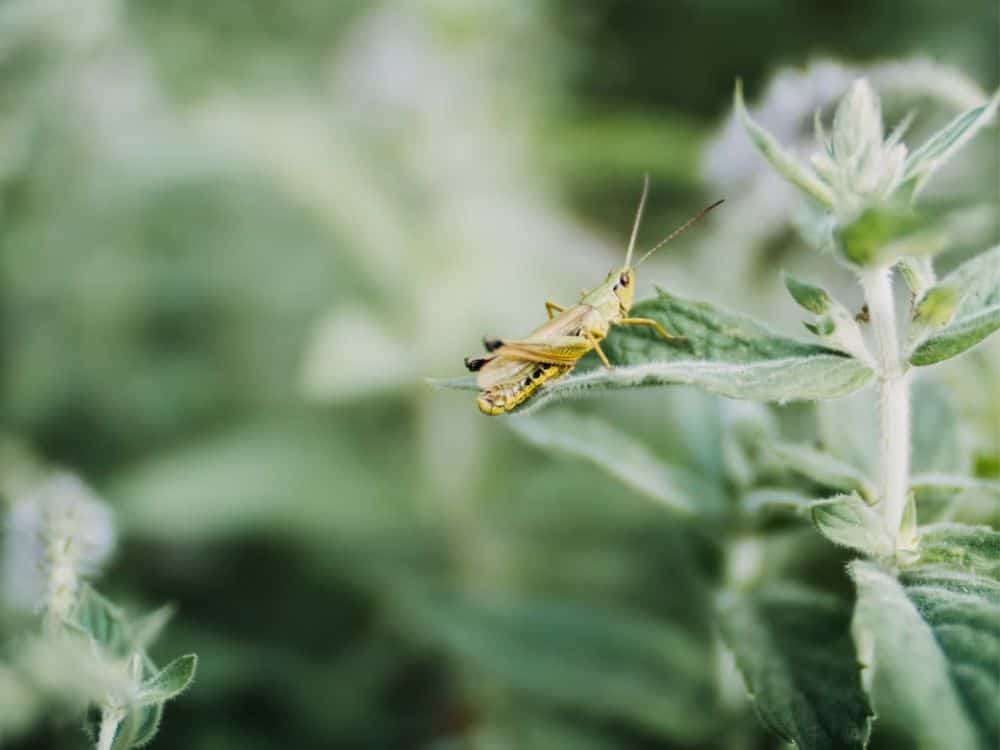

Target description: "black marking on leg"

left=482, top=337, right=503, bottom=353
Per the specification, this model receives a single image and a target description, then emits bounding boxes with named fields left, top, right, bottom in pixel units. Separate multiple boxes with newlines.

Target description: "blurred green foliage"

left=1, top=1, right=997, bottom=748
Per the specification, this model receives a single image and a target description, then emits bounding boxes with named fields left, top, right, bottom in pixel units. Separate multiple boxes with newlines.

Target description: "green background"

left=2, top=0, right=997, bottom=747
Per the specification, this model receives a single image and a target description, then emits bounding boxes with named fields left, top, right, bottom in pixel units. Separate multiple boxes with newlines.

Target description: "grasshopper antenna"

left=636, top=198, right=725, bottom=267
left=624, top=174, right=650, bottom=267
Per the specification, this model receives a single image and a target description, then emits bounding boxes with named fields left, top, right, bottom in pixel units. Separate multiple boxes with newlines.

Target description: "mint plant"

left=440, top=76, right=998, bottom=748
left=0, top=469, right=196, bottom=748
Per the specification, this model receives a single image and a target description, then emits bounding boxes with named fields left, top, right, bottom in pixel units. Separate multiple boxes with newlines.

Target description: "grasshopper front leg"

left=583, top=331, right=611, bottom=368
left=545, top=300, right=566, bottom=319
left=617, top=317, right=684, bottom=341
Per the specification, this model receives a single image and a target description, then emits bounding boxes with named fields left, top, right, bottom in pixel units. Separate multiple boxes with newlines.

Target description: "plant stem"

left=97, top=708, right=120, bottom=750
left=860, top=266, right=911, bottom=544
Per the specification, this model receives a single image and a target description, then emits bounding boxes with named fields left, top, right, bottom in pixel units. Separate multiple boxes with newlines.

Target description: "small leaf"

left=835, top=206, right=924, bottom=266
left=509, top=411, right=725, bottom=515
left=128, top=605, right=175, bottom=653
left=850, top=561, right=998, bottom=749
left=898, top=255, right=936, bottom=297
left=912, top=285, right=959, bottom=329
left=110, top=711, right=140, bottom=750
left=898, top=492, right=918, bottom=556
left=131, top=703, right=164, bottom=748
left=783, top=272, right=831, bottom=314
left=811, top=493, right=893, bottom=556
left=803, top=317, right=834, bottom=336
left=910, top=308, right=1000, bottom=366
left=137, top=654, right=197, bottom=706
left=71, top=585, right=128, bottom=657
left=734, top=80, right=834, bottom=208
left=910, top=473, right=1000, bottom=496
left=766, top=442, right=875, bottom=499
left=903, top=89, right=1000, bottom=195
left=742, top=487, right=817, bottom=516
left=911, top=245, right=1000, bottom=365
left=717, top=583, right=872, bottom=750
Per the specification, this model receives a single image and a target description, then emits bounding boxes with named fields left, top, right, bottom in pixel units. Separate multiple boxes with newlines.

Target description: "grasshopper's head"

left=611, top=266, right=636, bottom=312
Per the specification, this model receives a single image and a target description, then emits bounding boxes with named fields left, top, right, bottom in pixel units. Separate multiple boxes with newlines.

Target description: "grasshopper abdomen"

left=477, top=363, right=571, bottom=415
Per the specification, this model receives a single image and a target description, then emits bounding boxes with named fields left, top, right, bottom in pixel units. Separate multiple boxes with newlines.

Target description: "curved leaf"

left=911, top=246, right=1000, bottom=366
left=766, top=442, right=875, bottom=499
left=404, top=592, right=716, bottom=743
left=734, top=80, right=834, bottom=208
left=850, top=560, right=999, bottom=749
left=916, top=524, right=1000, bottom=578
left=811, top=493, right=893, bottom=556
left=718, top=583, right=872, bottom=750
left=137, top=654, right=198, bottom=706
left=509, top=410, right=727, bottom=515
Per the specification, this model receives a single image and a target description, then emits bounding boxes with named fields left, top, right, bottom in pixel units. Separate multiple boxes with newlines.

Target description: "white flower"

left=2, top=473, right=115, bottom=619
left=810, top=79, right=909, bottom=221
left=733, top=73, right=998, bottom=240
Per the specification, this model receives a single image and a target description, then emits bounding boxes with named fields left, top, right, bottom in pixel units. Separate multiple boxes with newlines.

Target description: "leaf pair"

left=722, top=526, right=1000, bottom=750
left=71, top=585, right=197, bottom=750
left=851, top=530, right=1000, bottom=750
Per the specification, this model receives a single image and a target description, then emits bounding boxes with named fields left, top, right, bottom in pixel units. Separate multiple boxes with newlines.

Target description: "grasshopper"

left=465, top=177, right=723, bottom=415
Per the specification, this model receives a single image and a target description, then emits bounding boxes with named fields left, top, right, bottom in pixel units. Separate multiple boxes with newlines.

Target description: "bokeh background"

left=1, top=1, right=997, bottom=748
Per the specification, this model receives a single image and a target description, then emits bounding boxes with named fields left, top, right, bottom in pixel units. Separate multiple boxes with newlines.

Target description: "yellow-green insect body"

left=465, top=179, right=721, bottom=415
left=476, top=363, right=571, bottom=415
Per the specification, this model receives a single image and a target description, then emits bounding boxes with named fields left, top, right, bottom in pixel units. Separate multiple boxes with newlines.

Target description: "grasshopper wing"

left=474, top=305, right=595, bottom=388
left=475, top=356, right=536, bottom=390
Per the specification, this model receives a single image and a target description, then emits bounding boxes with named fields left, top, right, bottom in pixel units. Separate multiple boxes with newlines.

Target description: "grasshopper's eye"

left=619, top=273, right=630, bottom=287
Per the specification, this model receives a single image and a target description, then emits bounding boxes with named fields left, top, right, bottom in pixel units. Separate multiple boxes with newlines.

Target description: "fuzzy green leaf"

left=405, top=593, right=716, bottom=742
left=850, top=561, right=999, bottom=749
left=435, top=290, right=873, bottom=411
left=71, top=585, right=129, bottom=657
left=784, top=272, right=831, bottom=314
left=903, top=90, right=1000, bottom=195
left=742, top=487, right=817, bottom=516
left=127, top=606, right=175, bottom=653
left=734, top=80, right=834, bottom=208
left=911, top=473, right=1000, bottom=497
left=835, top=206, right=925, bottom=266
left=811, top=493, right=893, bottom=556
left=717, top=584, right=872, bottom=750
left=509, top=410, right=725, bottom=515
left=899, top=256, right=936, bottom=297
left=131, top=703, right=164, bottom=748
left=916, top=523, right=1000, bottom=578
left=911, top=246, right=1000, bottom=365
left=137, top=654, right=198, bottom=706
left=766, top=442, right=875, bottom=499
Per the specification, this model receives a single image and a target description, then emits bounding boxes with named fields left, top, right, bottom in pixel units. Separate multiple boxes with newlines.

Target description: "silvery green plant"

left=0, top=470, right=196, bottom=748
left=439, top=75, right=999, bottom=749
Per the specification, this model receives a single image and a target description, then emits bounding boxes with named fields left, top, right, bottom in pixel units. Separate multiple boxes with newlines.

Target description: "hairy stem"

left=44, top=535, right=78, bottom=631
left=96, top=708, right=120, bottom=750
left=860, top=267, right=911, bottom=544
